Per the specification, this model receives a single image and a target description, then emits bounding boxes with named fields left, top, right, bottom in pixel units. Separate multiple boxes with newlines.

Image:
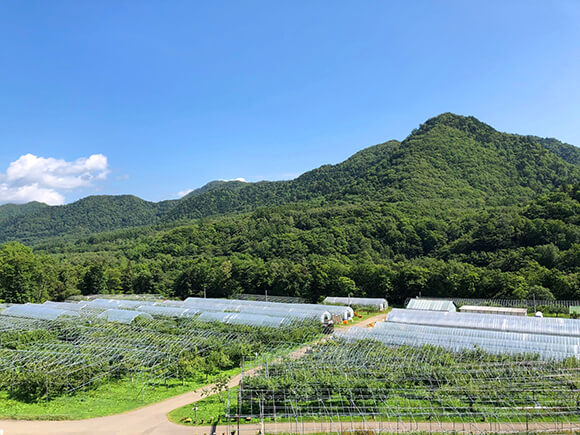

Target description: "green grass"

left=169, top=386, right=578, bottom=428
left=168, top=387, right=239, bottom=426
left=0, top=367, right=240, bottom=420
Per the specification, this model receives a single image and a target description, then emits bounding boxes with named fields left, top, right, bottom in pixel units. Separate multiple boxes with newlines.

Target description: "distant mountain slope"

left=182, top=180, right=248, bottom=199
left=163, top=139, right=403, bottom=221
left=0, top=195, right=175, bottom=244
left=165, top=113, right=580, bottom=221
left=0, top=202, right=48, bottom=221
left=1, top=113, right=578, bottom=243
left=530, top=136, right=580, bottom=166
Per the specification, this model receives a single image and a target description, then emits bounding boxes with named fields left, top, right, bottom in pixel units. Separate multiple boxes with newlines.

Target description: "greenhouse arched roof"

left=1, top=304, right=80, bottom=321
left=97, top=309, right=153, bottom=324
left=387, top=308, right=580, bottom=337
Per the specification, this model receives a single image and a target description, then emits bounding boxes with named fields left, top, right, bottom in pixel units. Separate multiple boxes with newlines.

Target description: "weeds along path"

left=0, top=313, right=387, bottom=435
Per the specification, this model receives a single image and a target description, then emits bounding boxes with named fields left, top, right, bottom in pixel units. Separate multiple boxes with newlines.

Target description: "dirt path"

left=0, top=313, right=387, bottom=435
left=344, top=312, right=388, bottom=329
left=0, top=376, right=241, bottom=434
left=182, top=419, right=580, bottom=434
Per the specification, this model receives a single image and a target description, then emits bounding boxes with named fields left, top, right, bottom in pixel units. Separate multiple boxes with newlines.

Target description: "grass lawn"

left=168, top=387, right=238, bottom=425
left=0, top=367, right=239, bottom=420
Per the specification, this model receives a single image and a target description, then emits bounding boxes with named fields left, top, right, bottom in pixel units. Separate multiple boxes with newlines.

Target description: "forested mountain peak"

left=391, top=113, right=579, bottom=203
left=0, top=194, right=175, bottom=244
left=413, top=112, right=496, bottom=138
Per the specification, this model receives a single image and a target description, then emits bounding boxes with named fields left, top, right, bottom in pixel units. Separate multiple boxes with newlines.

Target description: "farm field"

left=0, top=299, right=324, bottom=420
left=167, top=299, right=580, bottom=433
left=1, top=297, right=580, bottom=435
left=169, top=339, right=580, bottom=430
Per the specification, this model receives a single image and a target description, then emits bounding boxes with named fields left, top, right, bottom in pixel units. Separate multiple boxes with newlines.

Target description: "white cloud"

left=0, top=183, right=65, bottom=205
left=5, top=153, right=109, bottom=189
left=220, top=177, right=247, bottom=182
left=173, top=178, right=247, bottom=199
left=0, top=153, right=110, bottom=205
left=176, top=189, right=194, bottom=198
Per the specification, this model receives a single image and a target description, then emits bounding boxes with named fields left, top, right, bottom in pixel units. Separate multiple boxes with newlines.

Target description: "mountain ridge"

left=1, top=113, right=579, bottom=244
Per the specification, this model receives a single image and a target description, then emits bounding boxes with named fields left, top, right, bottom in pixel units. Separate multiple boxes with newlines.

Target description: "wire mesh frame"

left=0, top=312, right=323, bottom=404
left=233, top=339, right=580, bottom=434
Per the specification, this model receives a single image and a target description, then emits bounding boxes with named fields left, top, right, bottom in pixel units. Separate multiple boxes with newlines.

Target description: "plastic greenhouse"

left=196, top=311, right=293, bottom=327
left=387, top=308, right=580, bottom=337
left=339, top=322, right=580, bottom=360
left=97, top=309, right=153, bottom=324
left=183, top=297, right=349, bottom=321
left=1, top=304, right=80, bottom=321
left=406, top=298, right=456, bottom=312
left=135, top=305, right=200, bottom=318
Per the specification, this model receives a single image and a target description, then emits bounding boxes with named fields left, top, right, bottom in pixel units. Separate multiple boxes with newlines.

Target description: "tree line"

left=1, top=184, right=578, bottom=305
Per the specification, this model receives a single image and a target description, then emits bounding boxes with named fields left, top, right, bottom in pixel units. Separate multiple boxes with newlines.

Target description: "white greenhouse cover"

left=116, top=300, right=154, bottom=309
left=85, top=299, right=123, bottom=310
left=1, top=304, right=80, bottom=321
left=406, top=298, right=456, bottom=312
left=336, top=323, right=580, bottom=360
left=196, top=311, right=293, bottom=327
left=387, top=308, right=580, bottom=337
left=136, top=305, right=199, bottom=318
left=328, top=308, right=580, bottom=360
left=42, top=301, right=87, bottom=311
left=183, top=297, right=348, bottom=321
left=97, top=309, right=153, bottom=324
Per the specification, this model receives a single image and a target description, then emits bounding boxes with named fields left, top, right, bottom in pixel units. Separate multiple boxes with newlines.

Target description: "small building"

left=459, top=305, right=527, bottom=317
left=406, top=298, right=456, bottom=312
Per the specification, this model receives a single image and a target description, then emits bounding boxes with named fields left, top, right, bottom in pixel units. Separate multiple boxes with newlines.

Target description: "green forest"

left=0, top=113, right=579, bottom=304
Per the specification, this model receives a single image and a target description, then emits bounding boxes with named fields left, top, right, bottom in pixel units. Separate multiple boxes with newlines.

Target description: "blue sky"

left=0, top=1, right=579, bottom=204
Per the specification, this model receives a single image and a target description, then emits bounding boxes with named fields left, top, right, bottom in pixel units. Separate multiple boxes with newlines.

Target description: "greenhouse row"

left=0, top=298, right=324, bottom=404
left=387, top=308, right=580, bottom=337
left=337, top=308, right=580, bottom=359
left=0, top=297, right=356, bottom=327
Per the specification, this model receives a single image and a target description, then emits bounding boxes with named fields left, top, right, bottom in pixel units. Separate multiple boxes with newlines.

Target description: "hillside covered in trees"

left=0, top=113, right=579, bottom=304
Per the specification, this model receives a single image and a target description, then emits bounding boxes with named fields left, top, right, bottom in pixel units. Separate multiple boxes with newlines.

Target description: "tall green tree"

left=0, top=242, right=42, bottom=303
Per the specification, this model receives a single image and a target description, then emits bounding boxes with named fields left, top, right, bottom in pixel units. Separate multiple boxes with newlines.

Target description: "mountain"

left=33, top=181, right=580, bottom=304
left=1, top=113, right=580, bottom=305
left=0, top=202, right=48, bottom=221
left=182, top=180, right=248, bottom=199
left=0, top=195, right=175, bottom=244
left=0, top=180, right=250, bottom=243
left=0, top=113, right=578, bottom=244
left=165, top=113, right=580, bottom=221
left=529, top=136, right=580, bottom=166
